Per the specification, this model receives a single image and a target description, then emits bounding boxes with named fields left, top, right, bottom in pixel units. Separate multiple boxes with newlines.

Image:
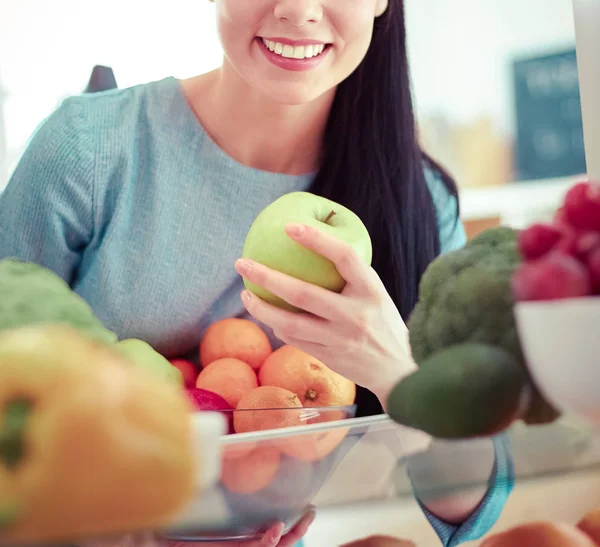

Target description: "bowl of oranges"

left=167, top=317, right=359, bottom=541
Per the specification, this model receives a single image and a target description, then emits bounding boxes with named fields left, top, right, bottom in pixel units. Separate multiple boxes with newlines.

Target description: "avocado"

left=387, top=343, right=529, bottom=439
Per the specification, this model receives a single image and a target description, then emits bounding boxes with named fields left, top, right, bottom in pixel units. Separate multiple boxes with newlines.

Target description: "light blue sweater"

left=0, top=77, right=513, bottom=545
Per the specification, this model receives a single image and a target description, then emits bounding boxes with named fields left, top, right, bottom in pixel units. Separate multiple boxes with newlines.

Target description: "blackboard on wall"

left=513, top=48, right=586, bottom=181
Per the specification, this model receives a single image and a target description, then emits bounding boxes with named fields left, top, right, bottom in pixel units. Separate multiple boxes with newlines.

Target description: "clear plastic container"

left=166, top=405, right=358, bottom=542
left=164, top=411, right=433, bottom=542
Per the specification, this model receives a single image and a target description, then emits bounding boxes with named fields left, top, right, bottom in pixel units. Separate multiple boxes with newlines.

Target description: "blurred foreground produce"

left=0, top=258, right=182, bottom=386
left=0, top=326, right=196, bottom=544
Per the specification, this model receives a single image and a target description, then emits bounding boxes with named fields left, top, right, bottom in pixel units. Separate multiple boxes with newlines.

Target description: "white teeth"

left=261, top=38, right=327, bottom=60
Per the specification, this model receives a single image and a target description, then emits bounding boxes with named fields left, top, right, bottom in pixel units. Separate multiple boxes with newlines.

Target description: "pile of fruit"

left=174, top=317, right=355, bottom=425
left=172, top=318, right=356, bottom=495
left=513, top=180, right=600, bottom=301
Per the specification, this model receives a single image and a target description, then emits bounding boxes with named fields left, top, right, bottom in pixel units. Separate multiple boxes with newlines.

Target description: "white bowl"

left=514, top=297, right=600, bottom=426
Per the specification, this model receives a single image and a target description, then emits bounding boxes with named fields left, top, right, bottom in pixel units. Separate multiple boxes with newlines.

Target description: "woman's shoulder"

left=38, top=77, right=178, bottom=149
left=422, top=161, right=467, bottom=253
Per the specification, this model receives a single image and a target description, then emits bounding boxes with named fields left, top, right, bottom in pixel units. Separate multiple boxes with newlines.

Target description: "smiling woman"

left=0, top=0, right=511, bottom=546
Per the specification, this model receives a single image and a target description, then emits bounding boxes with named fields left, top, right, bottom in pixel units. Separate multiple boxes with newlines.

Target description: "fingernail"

left=308, top=510, right=317, bottom=525
left=286, top=223, right=305, bottom=238
left=262, top=523, right=284, bottom=546
left=241, top=290, right=252, bottom=305
left=235, top=258, right=253, bottom=274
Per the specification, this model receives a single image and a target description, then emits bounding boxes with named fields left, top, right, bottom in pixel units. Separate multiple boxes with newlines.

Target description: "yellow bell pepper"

left=0, top=325, right=196, bottom=544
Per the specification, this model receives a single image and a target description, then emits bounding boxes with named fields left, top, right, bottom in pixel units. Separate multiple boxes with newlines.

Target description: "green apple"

left=115, top=339, right=182, bottom=387
left=242, top=192, right=372, bottom=312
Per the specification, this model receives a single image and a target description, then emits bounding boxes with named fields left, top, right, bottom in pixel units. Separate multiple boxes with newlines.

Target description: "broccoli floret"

left=0, top=259, right=117, bottom=345
left=467, top=225, right=520, bottom=250
left=407, top=227, right=559, bottom=426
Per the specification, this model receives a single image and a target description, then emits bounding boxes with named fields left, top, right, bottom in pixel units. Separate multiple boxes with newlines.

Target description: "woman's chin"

left=257, top=81, right=334, bottom=107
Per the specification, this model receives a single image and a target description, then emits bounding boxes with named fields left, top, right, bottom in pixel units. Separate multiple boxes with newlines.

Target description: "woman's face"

left=214, top=0, right=388, bottom=105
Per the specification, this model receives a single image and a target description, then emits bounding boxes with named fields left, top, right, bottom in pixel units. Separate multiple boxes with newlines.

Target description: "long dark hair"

left=309, top=0, right=459, bottom=416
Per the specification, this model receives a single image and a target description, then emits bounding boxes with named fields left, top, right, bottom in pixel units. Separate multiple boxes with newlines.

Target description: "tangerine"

left=481, top=522, right=597, bottom=547
left=200, top=318, right=272, bottom=370
left=234, top=385, right=304, bottom=434
left=220, top=445, right=281, bottom=495
left=258, top=345, right=356, bottom=407
left=195, top=358, right=258, bottom=409
left=278, top=426, right=349, bottom=462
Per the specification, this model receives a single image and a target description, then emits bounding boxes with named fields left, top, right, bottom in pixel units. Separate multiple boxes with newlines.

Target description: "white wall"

left=0, top=0, right=221, bottom=166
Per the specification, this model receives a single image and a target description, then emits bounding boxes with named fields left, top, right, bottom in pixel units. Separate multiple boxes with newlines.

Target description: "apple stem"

left=324, top=210, right=337, bottom=224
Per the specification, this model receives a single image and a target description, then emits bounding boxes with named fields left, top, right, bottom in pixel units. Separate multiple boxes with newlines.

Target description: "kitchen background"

left=0, top=0, right=585, bottom=237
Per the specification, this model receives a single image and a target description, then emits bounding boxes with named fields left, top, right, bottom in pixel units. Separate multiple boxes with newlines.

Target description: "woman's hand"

left=169, top=512, right=315, bottom=547
left=341, top=535, right=416, bottom=547
left=235, top=223, right=417, bottom=406
left=82, top=511, right=315, bottom=547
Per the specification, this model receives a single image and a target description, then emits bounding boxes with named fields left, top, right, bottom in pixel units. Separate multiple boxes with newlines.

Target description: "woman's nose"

left=273, top=0, right=324, bottom=26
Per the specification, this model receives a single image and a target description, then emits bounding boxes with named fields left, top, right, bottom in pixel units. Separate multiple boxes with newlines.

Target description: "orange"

left=200, top=318, right=272, bottom=370
left=234, top=386, right=303, bottom=434
left=221, top=441, right=257, bottom=462
left=220, top=445, right=281, bottom=495
left=278, top=426, right=349, bottom=463
left=195, top=358, right=258, bottom=409
left=481, top=522, right=597, bottom=547
left=578, top=507, right=600, bottom=544
left=258, top=345, right=356, bottom=407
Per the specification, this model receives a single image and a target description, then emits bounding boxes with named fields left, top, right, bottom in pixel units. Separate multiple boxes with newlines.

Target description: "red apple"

left=576, top=231, right=600, bottom=258
left=170, top=359, right=199, bottom=388
left=186, top=388, right=234, bottom=434
left=564, top=181, right=600, bottom=231
left=518, top=223, right=563, bottom=260
left=512, top=251, right=593, bottom=302
left=588, top=248, right=600, bottom=293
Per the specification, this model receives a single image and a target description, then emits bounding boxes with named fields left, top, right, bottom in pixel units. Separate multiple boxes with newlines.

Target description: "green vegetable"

left=0, top=259, right=117, bottom=345
left=116, top=339, right=182, bottom=387
left=0, top=505, right=19, bottom=531
left=0, top=400, right=31, bottom=469
left=403, top=227, right=559, bottom=430
left=388, top=343, right=529, bottom=439
left=0, top=401, right=30, bottom=530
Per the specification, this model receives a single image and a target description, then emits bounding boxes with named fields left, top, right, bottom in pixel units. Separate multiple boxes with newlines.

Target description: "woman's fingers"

left=240, top=290, right=335, bottom=345
left=278, top=509, right=317, bottom=547
left=258, top=522, right=286, bottom=546
left=284, top=224, right=377, bottom=297
left=235, top=258, right=346, bottom=321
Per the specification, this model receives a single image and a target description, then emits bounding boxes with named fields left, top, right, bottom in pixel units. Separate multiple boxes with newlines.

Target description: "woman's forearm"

left=406, top=437, right=496, bottom=524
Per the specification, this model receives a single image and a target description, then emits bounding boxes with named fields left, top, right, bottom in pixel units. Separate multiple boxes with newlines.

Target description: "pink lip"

left=261, top=37, right=330, bottom=46
left=257, top=39, right=330, bottom=72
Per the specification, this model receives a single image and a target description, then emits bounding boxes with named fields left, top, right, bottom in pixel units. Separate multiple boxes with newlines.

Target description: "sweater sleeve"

left=410, top=434, right=514, bottom=546
left=0, top=97, right=95, bottom=285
